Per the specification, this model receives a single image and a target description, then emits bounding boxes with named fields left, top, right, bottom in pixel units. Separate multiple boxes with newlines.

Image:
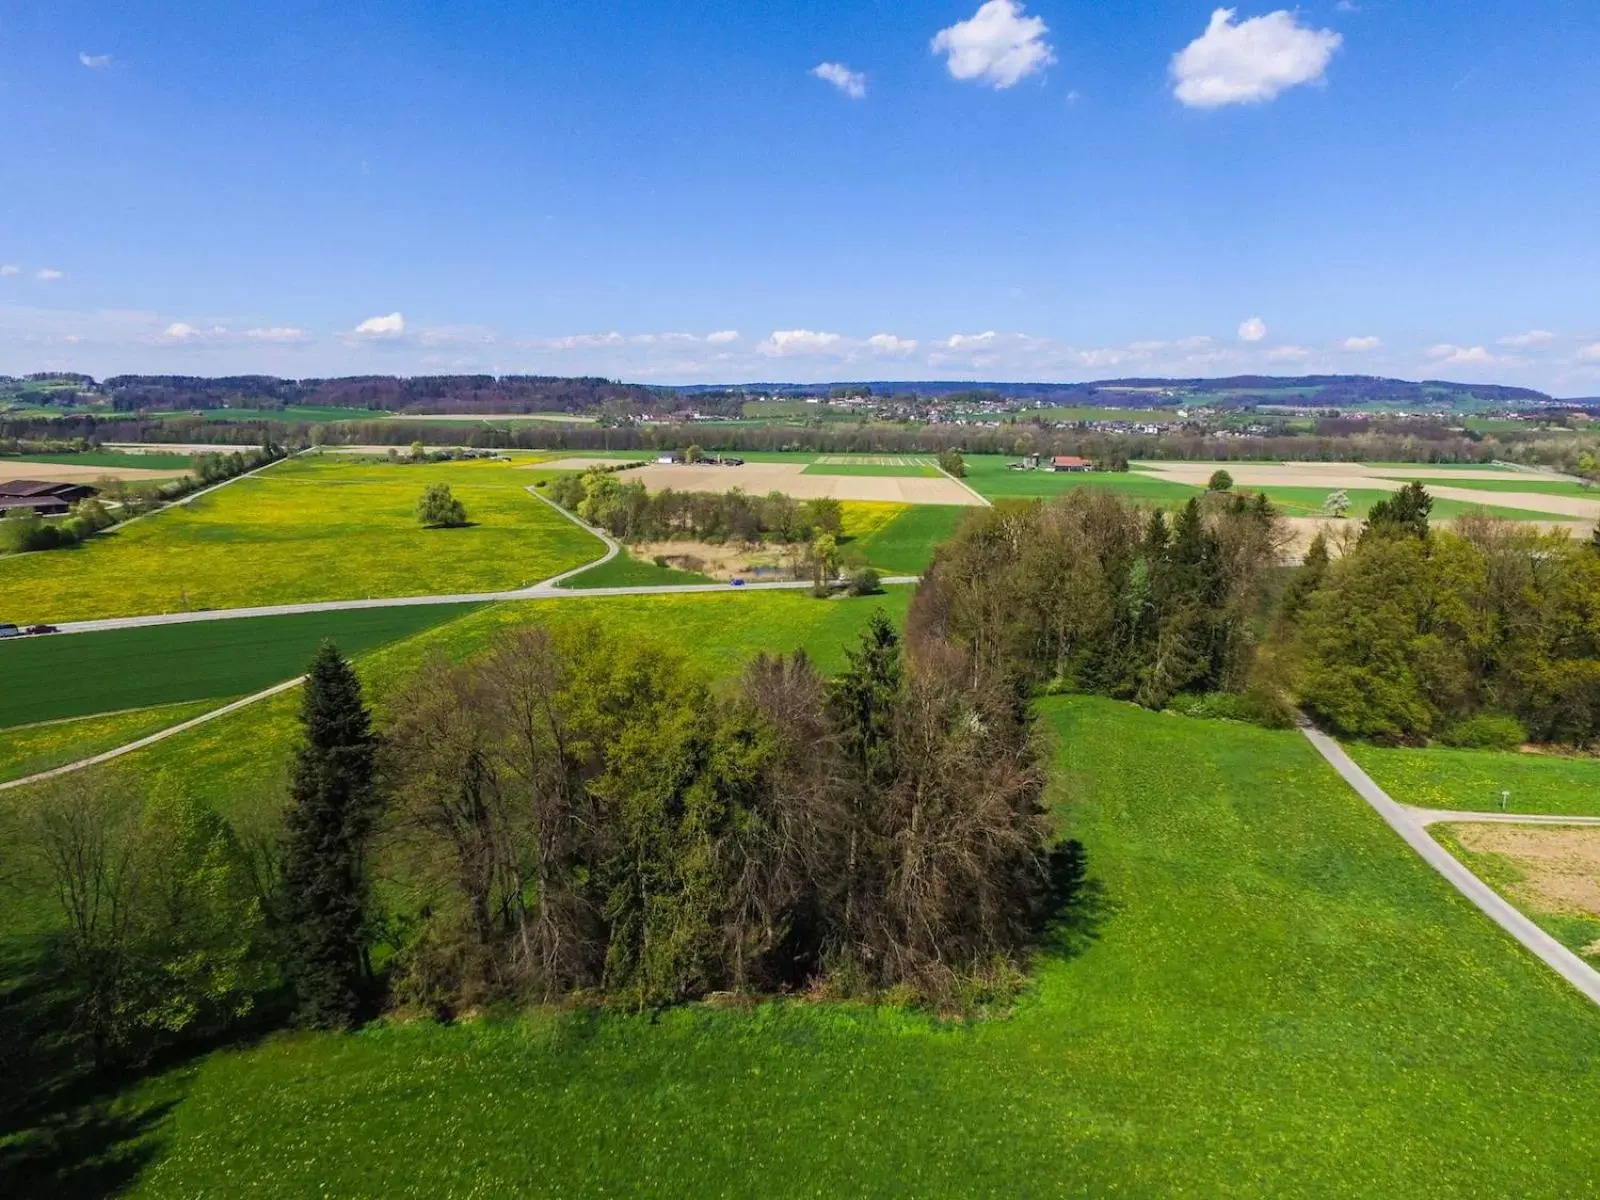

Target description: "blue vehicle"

left=729, top=578, right=745, bottom=587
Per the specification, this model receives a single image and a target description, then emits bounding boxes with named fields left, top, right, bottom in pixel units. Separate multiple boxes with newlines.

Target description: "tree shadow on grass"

left=1034, top=839, right=1108, bottom=961
left=0, top=934, right=287, bottom=1197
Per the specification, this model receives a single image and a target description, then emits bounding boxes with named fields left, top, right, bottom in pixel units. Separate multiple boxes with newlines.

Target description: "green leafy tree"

left=684, top=444, right=704, bottom=463
left=801, top=497, right=844, bottom=538
left=1363, top=482, right=1433, bottom=542
left=1207, top=469, right=1234, bottom=492
left=416, top=482, right=468, bottom=528
left=937, top=449, right=966, bottom=478
left=281, top=642, right=380, bottom=1029
left=410, top=440, right=426, bottom=462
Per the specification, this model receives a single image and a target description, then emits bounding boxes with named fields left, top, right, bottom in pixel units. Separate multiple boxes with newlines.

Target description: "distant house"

left=1009, top=453, right=1043, bottom=471
left=1050, top=456, right=1094, bottom=473
left=0, top=479, right=96, bottom=516
left=656, top=453, right=680, bottom=465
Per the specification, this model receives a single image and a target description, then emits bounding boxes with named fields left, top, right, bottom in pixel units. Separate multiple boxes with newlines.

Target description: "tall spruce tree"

left=281, top=641, right=379, bottom=1029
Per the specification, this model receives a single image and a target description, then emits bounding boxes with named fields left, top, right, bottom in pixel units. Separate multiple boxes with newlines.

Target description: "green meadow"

left=0, top=455, right=602, bottom=623
left=11, top=696, right=1600, bottom=1196
left=1347, top=741, right=1600, bottom=817
left=0, top=605, right=472, bottom=727
left=0, top=700, right=218, bottom=784
left=801, top=461, right=942, bottom=478
left=962, top=456, right=1203, bottom=505
left=852, top=505, right=969, bottom=574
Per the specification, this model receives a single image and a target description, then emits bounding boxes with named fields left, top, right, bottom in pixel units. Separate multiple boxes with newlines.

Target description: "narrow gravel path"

left=1299, top=721, right=1600, bottom=1007
left=0, top=677, right=306, bottom=793
left=1407, top=808, right=1600, bottom=828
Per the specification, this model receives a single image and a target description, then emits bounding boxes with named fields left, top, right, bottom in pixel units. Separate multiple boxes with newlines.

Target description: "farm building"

left=0, top=480, right=96, bottom=516
left=1050, top=456, right=1094, bottom=472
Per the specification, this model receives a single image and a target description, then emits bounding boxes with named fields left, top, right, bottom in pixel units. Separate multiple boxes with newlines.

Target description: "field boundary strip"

left=1301, top=721, right=1600, bottom=1007
left=0, top=676, right=305, bottom=793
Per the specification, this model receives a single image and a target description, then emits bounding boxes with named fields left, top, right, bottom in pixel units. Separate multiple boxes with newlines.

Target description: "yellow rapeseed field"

left=0, top=455, right=603, bottom=623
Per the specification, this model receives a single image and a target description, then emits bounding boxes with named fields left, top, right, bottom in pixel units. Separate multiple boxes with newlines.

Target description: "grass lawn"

left=964, top=456, right=1203, bottom=505
left=5, top=451, right=197, bottom=472
left=1346, top=741, right=1600, bottom=817
left=0, top=605, right=473, bottom=727
left=0, top=455, right=604, bottom=623
left=22, top=696, right=1600, bottom=1196
left=1412, top=477, right=1598, bottom=497
left=853, top=505, right=970, bottom=574
left=801, top=462, right=941, bottom=478
left=0, top=700, right=219, bottom=784
left=1242, top=485, right=1579, bottom=522
left=554, top=550, right=717, bottom=589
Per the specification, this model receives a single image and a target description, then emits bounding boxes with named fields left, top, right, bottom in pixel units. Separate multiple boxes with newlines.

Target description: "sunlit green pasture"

left=963, top=455, right=1203, bottom=504
left=20, top=696, right=1600, bottom=1197
left=0, top=455, right=603, bottom=623
left=1347, top=741, right=1600, bottom=817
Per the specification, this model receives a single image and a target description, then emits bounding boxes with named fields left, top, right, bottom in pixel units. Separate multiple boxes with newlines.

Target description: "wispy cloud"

left=0, top=265, right=18, bottom=277
left=35, top=268, right=65, bottom=282
left=78, top=52, right=113, bottom=69
left=1428, top=344, right=1495, bottom=366
left=758, top=329, right=844, bottom=357
left=1172, top=9, right=1342, bottom=109
left=705, top=330, right=740, bottom=345
left=810, top=62, right=867, bottom=100
left=1238, top=316, right=1267, bottom=342
left=1341, top=335, right=1381, bottom=351
left=1498, top=329, right=1554, bottom=347
left=931, top=0, right=1055, bottom=90
left=352, top=312, right=406, bottom=337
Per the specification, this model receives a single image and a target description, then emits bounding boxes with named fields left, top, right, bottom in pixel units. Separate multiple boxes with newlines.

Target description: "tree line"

left=548, top=467, right=845, bottom=546
left=913, top=479, right=1600, bottom=746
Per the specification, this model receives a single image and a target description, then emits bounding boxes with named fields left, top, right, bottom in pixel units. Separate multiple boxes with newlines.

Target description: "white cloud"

left=1428, top=344, right=1495, bottom=366
left=868, top=333, right=918, bottom=355
left=1238, top=316, right=1267, bottom=342
left=758, top=329, right=843, bottom=357
left=1498, top=329, right=1554, bottom=347
left=0, top=265, right=18, bottom=277
left=1578, top=343, right=1600, bottom=362
left=705, top=330, right=740, bottom=345
left=1171, top=9, right=1342, bottom=109
left=78, top=52, right=113, bottom=69
left=945, top=330, right=999, bottom=350
left=246, top=327, right=310, bottom=343
left=164, top=322, right=198, bottom=340
left=353, top=311, right=405, bottom=337
left=931, top=0, right=1055, bottom=90
left=1341, top=335, right=1381, bottom=351
left=35, top=268, right=64, bottom=282
left=811, top=62, right=867, bottom=100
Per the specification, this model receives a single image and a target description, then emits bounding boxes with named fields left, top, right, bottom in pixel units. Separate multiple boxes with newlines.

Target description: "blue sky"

left=2, top=1, right=1598, bottom=393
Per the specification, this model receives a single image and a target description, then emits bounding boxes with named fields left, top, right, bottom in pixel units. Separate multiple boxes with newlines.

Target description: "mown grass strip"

left=0, top=604, right=472, bottom=727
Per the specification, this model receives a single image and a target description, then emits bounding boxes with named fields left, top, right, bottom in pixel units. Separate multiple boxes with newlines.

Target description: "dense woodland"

left=916, top=483, right=1600, bottom=745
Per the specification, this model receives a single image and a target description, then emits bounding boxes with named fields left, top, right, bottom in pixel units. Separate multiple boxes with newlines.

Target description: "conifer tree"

left=281, top=641, right=379, bottom=1029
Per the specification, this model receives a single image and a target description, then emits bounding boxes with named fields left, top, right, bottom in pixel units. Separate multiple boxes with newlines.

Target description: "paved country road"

left=1300, top=721, right=1600, bottom=1007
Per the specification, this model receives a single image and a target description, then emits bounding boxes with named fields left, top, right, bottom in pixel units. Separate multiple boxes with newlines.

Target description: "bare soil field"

left=1453, top=823, right=1600, bottom=917
left=1140, top=462, right=1600, bottom=521
left=617, top=462, right=982, bottom=506
left=538, top=457, right=650, bottom=471
left=0, top=461, right=179, bottom=483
